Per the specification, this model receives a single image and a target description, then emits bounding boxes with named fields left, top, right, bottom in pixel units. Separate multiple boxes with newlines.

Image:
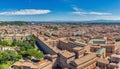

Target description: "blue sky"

left=0, top=0, right=120, bottom=21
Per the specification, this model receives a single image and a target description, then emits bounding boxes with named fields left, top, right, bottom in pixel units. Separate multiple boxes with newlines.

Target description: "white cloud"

left=73, top=7, right=80, bottom=11
left=89, top=12, right=111, bottom=15
left=72, top=6, right=84, bottom=11
left=72, top=12, right=87, bottom=15
left=72, top=6, right=112, bottom=15
left=0, top=9, right=51, bottom=15
left=100, top=16, right=120, bottom=20
left=73, top=11, right=112, bottom=15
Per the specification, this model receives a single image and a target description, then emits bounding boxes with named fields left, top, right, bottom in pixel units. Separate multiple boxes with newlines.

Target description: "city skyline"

left=0, top=0, right=120, bottom=21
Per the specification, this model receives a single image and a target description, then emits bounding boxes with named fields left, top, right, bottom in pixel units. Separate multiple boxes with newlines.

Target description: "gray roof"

left=69, top=41, right=86, bottom=47
left=96, top=48, right=106, bottom=55
left=89, top=39, right=106, bottom=44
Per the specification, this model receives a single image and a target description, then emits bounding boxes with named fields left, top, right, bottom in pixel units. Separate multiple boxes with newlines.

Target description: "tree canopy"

left=0, top=50, right=21, bottom=64
left=0, top=21, right=29, bottom=26
left=116, top=38, right=120, bottom=42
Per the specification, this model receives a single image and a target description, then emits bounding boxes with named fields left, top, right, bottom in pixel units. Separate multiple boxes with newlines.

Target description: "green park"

left=0, top=35, right=44, bottom=69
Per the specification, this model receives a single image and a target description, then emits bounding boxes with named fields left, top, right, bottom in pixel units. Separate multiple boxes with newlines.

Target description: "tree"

left=35, top=52, right=44, bottom=59
left=53, top=27, right=58, bottom=31
left=0, top=50, right=21, bottom=64
left=116, top=38, right=120, bottom=42
left=0, top=65, right=4, bottom=69
left=26, top=49, right=44, bottom=59
left=0, top=21, right=28, bottom=26
left=1, top=40, right=8, bottom=46
left=0, top=53, right=3, bottom=64
left=11, top=39, right=17, bottom=46
left=1, top=51, right=10, bottom=63
left=7, top=50, right=21, bottom=61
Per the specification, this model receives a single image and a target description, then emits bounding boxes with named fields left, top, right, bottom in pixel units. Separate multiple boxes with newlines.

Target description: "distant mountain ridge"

left=0, top=20, right=120, bottom=23
left=48, top=20, right=120, bottom=23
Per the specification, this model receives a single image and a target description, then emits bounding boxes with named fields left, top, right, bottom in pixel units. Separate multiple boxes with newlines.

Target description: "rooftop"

left=69, top=41, right=86, bottom=47
left=109, top=63, right=117, bottom=67
left=73, top=47, right=83, bottom=51
left=74, top=41, right=87, bottom=47
left=13, top=60, right=52, bottom=69
left=59, top=50, right=75, bottom=59
left=89, top=39, right=106, bottom=44
left=111, top=54, right=120, bottom=58
left=96, top=48, right=106, bottom=55
left=97, top=58, right=109, bottom=64
left=70, top=53, right=97, bottom=67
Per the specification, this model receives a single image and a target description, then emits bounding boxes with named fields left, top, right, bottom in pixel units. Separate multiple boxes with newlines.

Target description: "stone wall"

left=35, top=37, right=56, bottom=55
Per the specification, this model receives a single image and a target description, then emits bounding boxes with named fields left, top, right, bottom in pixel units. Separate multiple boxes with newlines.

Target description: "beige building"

left=97, top=58, right=109, bottom=69
left=1, top=34, right=30, bottom=40
left=97, top=58, right=120, bottom=69
left=110, top=54, right=120, bottom=63
left=57, top=50, right=75, bottom=69
left=12, top=60, right=53, bottom=69
left=69, top=53, right=97, bottom=69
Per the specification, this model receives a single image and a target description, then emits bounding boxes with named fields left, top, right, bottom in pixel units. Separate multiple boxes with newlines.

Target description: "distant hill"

left=43, top=20, right=120, bottom=23
left=0, top=21, right=29, bottom=26
left=0, top=20, right=120, bottom=25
